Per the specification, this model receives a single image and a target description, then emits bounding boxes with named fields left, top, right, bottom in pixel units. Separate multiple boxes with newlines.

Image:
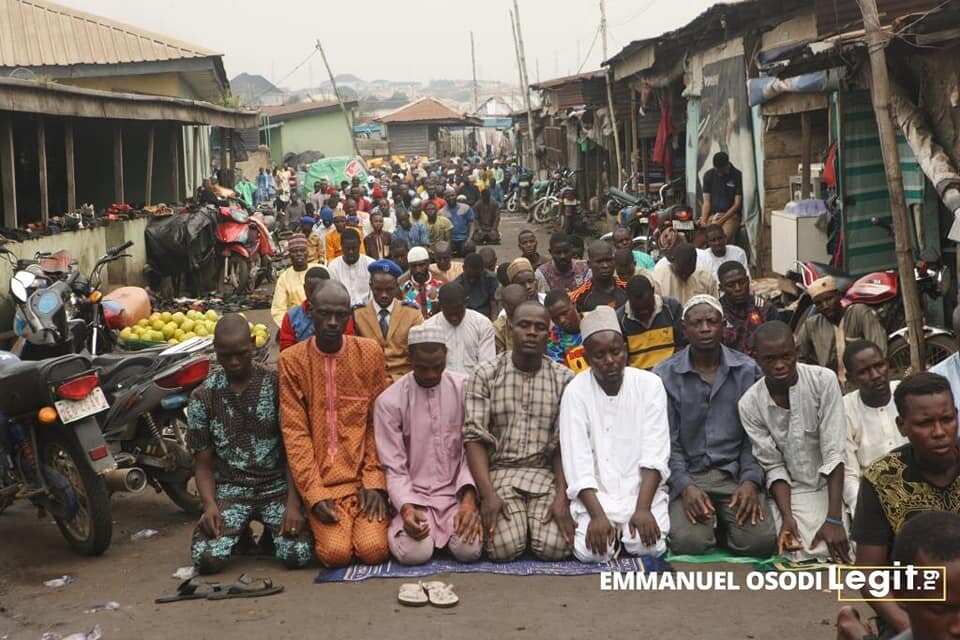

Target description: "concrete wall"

left=270, top=111, right=354, bottom=163
left=0, top=218, right=148, bottom=331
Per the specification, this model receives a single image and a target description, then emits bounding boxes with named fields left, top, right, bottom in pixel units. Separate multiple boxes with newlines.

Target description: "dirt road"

left=0, top=215, right=844, bottom=639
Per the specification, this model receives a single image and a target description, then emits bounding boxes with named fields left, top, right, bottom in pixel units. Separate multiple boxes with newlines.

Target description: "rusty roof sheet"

left=0, top=0, right=220, bottom=68
left=261, top=99, right=357, bottom=120
left=376, top=97, right=482, bottom=124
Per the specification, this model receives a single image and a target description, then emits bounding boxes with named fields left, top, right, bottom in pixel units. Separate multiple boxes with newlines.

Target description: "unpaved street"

left=0, top=215, right=842, bottom=639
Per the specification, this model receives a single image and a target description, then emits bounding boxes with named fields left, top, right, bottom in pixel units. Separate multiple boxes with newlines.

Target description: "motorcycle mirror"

left=14, top=270, right=36, bottom=289
left=10, top=278, right=27, bottom=303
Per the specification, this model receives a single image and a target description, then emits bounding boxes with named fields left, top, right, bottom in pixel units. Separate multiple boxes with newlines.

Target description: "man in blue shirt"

left=441, top=190, right=475, bottom=257
left=654, top=294, right=777, bottom=556
left=391, top=209, right=429, bottom=249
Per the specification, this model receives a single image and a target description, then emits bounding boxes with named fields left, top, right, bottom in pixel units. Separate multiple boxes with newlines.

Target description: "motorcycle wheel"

left=160, top=473, right=202, bottom=515
left=506, top=193, right=518, bottom=213
left=532, top=199, right=552, bottom=224
left=887, top=334, right=957, bottom=379
left=42, top=430, right=112, bottom=556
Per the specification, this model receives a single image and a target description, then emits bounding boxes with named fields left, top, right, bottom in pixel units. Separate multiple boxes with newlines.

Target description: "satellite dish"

left=8, top=68, right=38, bottom=80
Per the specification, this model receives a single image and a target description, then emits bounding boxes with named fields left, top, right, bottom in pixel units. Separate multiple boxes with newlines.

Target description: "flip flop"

left=420, top=581, right=459, bottom=608
left=206, top=574, right=284, bottom=600
left=397, top=583, right=428, bottom=607
left=155, top=578, right=223, bottom=604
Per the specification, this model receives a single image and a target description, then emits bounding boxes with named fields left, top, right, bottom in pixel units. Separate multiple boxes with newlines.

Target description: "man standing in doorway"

left=699, top=152, right=743, bottom=243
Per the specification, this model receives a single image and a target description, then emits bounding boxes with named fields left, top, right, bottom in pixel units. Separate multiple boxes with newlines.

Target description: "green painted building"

left=260, top=100, right=358, bottom=164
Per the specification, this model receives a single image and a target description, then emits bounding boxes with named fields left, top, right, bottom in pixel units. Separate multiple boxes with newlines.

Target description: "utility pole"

left=536, top=58, right=541, bottom=83
left=470, top=31, right=479, bottom=112
left=316, top=39, right=362, bottom=159
left=858, top=0, right=925, bottom=372
left=510, top=3, right=538, bottom=173
left=600, top=0, right=624, bottom=185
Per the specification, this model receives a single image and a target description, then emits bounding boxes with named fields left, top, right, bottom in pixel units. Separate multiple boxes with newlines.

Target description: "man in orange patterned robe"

left=279, top=281, right=390, bottom=567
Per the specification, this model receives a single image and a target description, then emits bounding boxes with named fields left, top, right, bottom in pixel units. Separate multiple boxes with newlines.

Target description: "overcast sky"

left=59, top=0, right=719, bottom=88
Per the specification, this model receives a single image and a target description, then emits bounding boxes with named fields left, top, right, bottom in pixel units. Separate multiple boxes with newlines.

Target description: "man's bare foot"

left=836, top=606, right=871, bottom=640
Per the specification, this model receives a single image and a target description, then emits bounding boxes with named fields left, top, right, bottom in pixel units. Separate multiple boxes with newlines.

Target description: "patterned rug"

left=315, top=554, right=671, bottom=583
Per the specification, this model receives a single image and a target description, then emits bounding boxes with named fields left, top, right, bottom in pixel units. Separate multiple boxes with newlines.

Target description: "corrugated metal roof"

left=0, top=0, right=220, bottom=68
left=261, top=99, right=357, bottom=120
left=376, top=97, right=482, bottom=125
left=813, top=0, right=944, bottom=36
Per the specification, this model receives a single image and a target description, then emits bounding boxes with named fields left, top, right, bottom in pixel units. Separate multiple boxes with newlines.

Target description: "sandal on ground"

left=206, top=574, right=284, bottom=600
left=420, top=581, right=459, bottom=608
left=397, top=583, right=429, bottom=607
left=155, top=577, right=223, bottom=604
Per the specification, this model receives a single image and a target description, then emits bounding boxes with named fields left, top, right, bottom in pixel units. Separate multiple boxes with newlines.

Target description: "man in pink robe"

left=373, top=324, right=483, bottom=565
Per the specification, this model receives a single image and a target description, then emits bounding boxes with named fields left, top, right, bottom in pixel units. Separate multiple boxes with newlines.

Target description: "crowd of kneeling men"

left=186, top=232, right=960, bottom=639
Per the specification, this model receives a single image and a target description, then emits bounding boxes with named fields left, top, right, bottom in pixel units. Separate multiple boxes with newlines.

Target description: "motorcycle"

left=606, top=178, right=683, bottom=255
left=92, top=338, right=211, bottom=514
left=6, top=252, right=211, bottom=514
left=0, top=343, right=132, bottom=555
left=532, top=168, right=577, bottom=225
left=783, top=221, right=955, bottom=376
left=215, top=205, right=276, bottom=296
left=507, top=167, right=534, bottom=213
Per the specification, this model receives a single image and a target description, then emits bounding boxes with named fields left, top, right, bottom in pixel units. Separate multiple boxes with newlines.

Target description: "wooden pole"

left=37, top=117, right=48, bottom=224
left=800, top=112, right=812, bottom=199
left=470, top=31, right=479, bottom=112
left=113, top=124, right=124, bottom=203
left=510, top=2, right=538, bottom=174
left=64, top=121, right=76, bottom=211
left=859, top=0, right=925, bottom=371
left=170, top=125, right=181, bottom=202
left=1, top=114, right=16, bottom=228
left=192, top=126, right=201, bottom=194
left=601, top=0, right=624, bottom=186
left=145, top=125, right=155, bottom=206
left=629, top=89, right=638, bottom=186
left=508, top=11, right=527, bottom=163
left=316, top=39, right=362, bottom=159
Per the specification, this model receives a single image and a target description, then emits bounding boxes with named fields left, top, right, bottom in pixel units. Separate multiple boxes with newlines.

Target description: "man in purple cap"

left=354, top=259, right=423, bottom=383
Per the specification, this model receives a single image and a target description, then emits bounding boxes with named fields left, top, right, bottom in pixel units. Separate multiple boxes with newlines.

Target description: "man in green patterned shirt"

left=187, top=314, right=314, bottom=574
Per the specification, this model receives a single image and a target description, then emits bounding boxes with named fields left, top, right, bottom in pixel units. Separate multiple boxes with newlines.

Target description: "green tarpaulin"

left=301, top=156, right=368, bottom=198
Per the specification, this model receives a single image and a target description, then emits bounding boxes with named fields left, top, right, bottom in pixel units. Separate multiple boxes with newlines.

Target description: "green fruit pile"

left=119, top=309, right=221, bottom=345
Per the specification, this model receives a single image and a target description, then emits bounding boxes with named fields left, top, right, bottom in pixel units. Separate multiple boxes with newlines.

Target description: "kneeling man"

left=560, top=306, right=671, bottom=561
left=374, top=325, right=482, bottom=564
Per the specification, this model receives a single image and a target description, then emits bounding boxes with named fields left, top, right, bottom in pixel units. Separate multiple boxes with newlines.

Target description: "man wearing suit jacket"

left=354, top=259, right=424, bottom=383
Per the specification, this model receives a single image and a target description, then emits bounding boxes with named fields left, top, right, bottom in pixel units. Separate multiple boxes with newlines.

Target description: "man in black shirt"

left=851, top=372, right=960, bottom=636
left=455, top=253, right=500, bottom=321
left=699, top=152, right=743, bottom=243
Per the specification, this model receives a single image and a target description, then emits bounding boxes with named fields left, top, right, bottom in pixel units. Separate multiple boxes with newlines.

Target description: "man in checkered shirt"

left=464, top=300, right=576, bottom=561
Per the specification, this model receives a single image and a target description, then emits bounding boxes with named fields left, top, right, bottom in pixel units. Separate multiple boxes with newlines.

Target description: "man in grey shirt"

left=738, top=321, right=849, bottom=563
left=655, top=295, right=776, bottom=557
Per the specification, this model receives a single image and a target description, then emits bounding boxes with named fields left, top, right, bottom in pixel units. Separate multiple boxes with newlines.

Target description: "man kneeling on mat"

left=187, top=314, right=314, bottom=574
left=374, top=324, right=483, bottom=564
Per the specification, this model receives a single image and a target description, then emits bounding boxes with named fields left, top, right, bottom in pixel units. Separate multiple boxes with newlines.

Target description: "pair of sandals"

left=156, top=574, right=283, bottom=604
left=398, top=581, right=459, bottom=608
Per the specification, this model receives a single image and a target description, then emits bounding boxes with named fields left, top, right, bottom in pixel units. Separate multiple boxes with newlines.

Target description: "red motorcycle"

left=215, top=205, right=275, bottom=296
left=785, top=250, right=955, bottom=376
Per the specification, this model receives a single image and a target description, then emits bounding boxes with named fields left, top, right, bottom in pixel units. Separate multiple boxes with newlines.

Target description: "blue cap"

left=320, top=206, right=334, bottom=224
left=367, top=259, right=403, bottom=278
left=346, top=214, right=360, bottom=225
left=300, top=216, right=316, bottom=226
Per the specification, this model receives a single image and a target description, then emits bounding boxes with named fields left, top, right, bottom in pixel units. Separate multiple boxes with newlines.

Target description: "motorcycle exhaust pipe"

left=104, top=467, right=147, bottom=493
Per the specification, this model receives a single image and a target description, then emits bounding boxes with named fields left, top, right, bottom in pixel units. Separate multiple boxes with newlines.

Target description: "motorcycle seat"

left=93, top=352, right=159, bottom=393
left=807, top=262, right=856, bottom=293
left=607, top=188, right=641, bottom=206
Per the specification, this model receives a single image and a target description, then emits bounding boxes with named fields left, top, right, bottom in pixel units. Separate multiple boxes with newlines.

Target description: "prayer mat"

left=315, top=554, right=671, bottom=583
left=667, top=550, right=783, bottom=571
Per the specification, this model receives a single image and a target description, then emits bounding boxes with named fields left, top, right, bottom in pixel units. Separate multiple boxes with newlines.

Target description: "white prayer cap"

left=408, top=324, right=445, bottom=346
left=581, top=305, right=622, bottom=342
left=407, top=246, right=430, bottom=263
left=682, top=294, right=724, bottom=320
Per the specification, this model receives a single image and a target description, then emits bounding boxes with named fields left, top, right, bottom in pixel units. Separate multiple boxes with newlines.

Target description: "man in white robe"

left=424, top=282, right=496, bottom=376
left=559, top=305, right=671, bottom=562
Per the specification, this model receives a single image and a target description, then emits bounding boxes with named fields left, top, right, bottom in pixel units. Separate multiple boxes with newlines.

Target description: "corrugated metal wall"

left=841, top=91, right=925, bottom=274
left=387, top=123, right=428, bottom=156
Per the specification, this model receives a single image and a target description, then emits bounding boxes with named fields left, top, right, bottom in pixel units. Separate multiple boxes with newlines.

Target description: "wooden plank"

left=37, top=117, right=48, bottom=223
left=65, top=121, right=76, bottom=211
left=0, top=114, right=15, bottom=227
left=145, top=125, right=154, bottom=206
left=761, top=93, right=829, bottom=117
left=113, top=124, right=124, bottom=203
left=801, top=112, right=811, bottom=199
left=192, top=126, right=201, bottom=192
left=170, top=124, right=180, bottom=202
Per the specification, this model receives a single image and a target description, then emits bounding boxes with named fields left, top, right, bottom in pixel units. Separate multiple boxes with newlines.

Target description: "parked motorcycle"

left=507, top=167, right=534, bottom=213
left=532, top=168, right=577, bottom=225
left=606, top=178, right=683, bottom=255
left=0, top=346, right=130, bottom=556
left=214, top=205, right=275, bottom=296
left=783, top=229, right=955, bottom=376
left=5, top=251, right=211, bottom=514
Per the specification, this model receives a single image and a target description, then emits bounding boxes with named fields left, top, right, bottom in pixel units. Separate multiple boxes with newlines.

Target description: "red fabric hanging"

left=652, top=94, right=674, bottom=180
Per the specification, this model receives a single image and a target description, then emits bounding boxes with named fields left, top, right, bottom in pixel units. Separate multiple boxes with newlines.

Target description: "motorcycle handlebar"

left=109, top=241, right=134, bottom=256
